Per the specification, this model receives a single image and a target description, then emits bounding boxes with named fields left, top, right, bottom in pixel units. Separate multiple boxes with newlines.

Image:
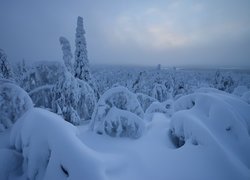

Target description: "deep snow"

left=0, top=86, right=250, bottom=180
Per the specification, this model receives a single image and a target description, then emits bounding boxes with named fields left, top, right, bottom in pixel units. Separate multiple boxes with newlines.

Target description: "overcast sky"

left=0, top=0, right=250, bottom=67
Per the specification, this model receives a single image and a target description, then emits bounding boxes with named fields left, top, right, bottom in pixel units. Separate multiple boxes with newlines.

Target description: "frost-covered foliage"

left=59, top=36, right=73, bottom=74
left=0, top=80, right=33, bottom=132
left=29, top=85, right=53, bottom=109
left=101, top=107, right=145, bottom=138
left=14, top=59, right=27, bottom=84
left=0, top=49, right=13, bottom=79
left=18, top=62, right=65, bottom=110
left=74, top=16, right=91, bottom=82
left=213, top=70, right=236, bottom=93
left=145, top=100, right=173, bottom=118
left=151, top=83, right=169, bottom=102
left=169, top=89, right=250, bottom=169
left=52, top=71, right=96, bottom=125
left=20, top=61, right=64, bottom=92
left=136, top=93, right=156, bottom=112
left=90, top=86, right=144, bottom=138
left=9, top=108, right=106, bottom=180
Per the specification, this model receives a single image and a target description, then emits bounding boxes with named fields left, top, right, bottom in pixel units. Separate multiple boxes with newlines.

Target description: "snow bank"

left=233, top=86, right=248, bottom=97
left=90, top=86, right=145, bottom=138
left=169, top=89, right=250, bottom=170
left=241, top=91, right=250, bottom=104
left=0, top=80, right=33, bottom=132
left=0, top=149, right=23, bottom=180
left=232, top=86, right=250, bottom=104
left=10, top=108, right=106, bottom=180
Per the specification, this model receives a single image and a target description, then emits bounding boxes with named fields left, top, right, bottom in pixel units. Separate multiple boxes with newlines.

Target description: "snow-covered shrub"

left=0, top=79, right=33, bottom=132
left=90, top=86, right=144, bottom=138
left=145, top=100, right=173, bottom=120
left=10, top=108, right=106, bottom=180
left=213, top=70, right=235, bottom=93
left=136, top=93, right=157, bottom=112
left=169, top=90, right=250, bottom=168
left=52, top=71, right=96, bottom=125
left=20, top=61, right=64, bottom=92
left=101, top=107, right=145, bottom=138
left=29, top=85, right=53, bottom=109
left=151, top=83, right=169, bottom=102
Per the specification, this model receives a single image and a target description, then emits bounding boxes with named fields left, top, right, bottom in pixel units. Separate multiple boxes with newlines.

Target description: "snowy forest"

left=1, top=14, right=250, bottom=180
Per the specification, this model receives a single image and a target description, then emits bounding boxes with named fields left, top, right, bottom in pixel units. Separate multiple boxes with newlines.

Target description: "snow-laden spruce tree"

left=52, top=71, right=96, bottom=125
left=59, top=36, right=73, bottom=74
left=74, top=16, right=91, bottom=82
left=0, top=49, right=13, bottom=79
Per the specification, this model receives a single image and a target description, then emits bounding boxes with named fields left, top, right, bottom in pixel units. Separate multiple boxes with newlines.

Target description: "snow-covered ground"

left=1, top=87, right=250, bottom=180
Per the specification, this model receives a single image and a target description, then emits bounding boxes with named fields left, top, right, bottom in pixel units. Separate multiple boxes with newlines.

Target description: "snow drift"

left=169, top=89, right=250, bottom=171
left=9, top=108, right=106, bottom=180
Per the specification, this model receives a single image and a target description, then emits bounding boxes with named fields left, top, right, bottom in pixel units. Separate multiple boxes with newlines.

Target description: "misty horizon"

left=0, top=0, right=250, bottom=68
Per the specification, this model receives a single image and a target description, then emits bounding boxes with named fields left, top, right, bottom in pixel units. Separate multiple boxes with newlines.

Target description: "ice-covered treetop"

left=76, top=16, right=85, bottom=34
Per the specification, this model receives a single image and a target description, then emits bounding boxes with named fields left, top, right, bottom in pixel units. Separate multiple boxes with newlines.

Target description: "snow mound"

left=241, top=91, right=250, bottom=104
left=0, top=149, right=23, bottom=180
left=10, top=108, right=106, bottom=180
left=169, top=90, right=250, bottom=169
left=0, top=80, right=33, bottom=132
left=90, top=86, right=144, bottom=138
left=233, top=86, right=248, bottom=97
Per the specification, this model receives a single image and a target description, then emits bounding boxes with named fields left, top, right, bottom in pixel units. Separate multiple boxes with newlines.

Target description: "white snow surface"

left=9, top=108, right=107, bottom=180
left=0, top=88, right=250, bottom=180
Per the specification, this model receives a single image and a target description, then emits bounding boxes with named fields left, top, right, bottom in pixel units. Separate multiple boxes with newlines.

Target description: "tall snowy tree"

left=15, top=59, right=27, bottom=84
left=0, top=49, right=13, bottom=79
left=74, top=16, right=91, bottom=82
left=59, top=36, right=73, bottom=74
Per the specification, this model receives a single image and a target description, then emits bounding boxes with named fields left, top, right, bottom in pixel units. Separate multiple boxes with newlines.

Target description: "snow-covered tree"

left=157, top=64, right=161, bottom=70
left=213, top=70, right=235, bottom=93
left=52, top=71, right=96, bottom=125
left=14, top=59, right=27, bottom=84
left=0, top=79, right=33, bottom=132
left=151, top=83, right=169, bottom=102
left=90, top=86, right=145, bottom=138
left=59, top=36, right=73, bottom=74
left=0, top=49, right=13, bottom=79
left=74, top=16, right=91, bottom=82
left=136, top=93, right=157, bottom=112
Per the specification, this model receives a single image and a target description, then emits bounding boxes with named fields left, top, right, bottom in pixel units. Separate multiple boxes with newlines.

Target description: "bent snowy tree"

left=90, top=86, right=145, bottom=138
